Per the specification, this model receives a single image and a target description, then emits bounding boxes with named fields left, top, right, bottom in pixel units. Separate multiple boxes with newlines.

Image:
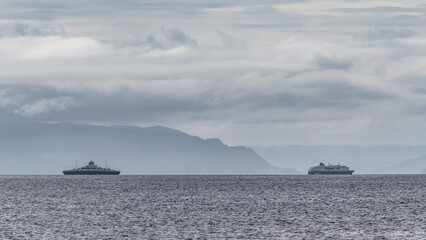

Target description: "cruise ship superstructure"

left=308, top=162, right=354, bottom=175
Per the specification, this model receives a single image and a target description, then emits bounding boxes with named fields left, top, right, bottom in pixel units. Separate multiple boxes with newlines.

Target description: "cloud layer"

left=1, top=0, right=426, bottom=145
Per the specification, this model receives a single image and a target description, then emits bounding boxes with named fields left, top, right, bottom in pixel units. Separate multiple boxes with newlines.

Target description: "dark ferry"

left=63, top=160, right=120, bottom=175
left=308, top=162, right=354, bottom=175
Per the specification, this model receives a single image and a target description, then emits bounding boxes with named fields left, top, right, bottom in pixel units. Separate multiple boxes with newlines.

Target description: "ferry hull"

left=63, top=170, right=120, bottom=175
left=63, top=160, right=120, bottom=175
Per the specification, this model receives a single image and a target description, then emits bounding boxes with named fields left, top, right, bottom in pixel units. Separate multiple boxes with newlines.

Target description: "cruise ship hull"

left=308, top=170, right=354, bottom=175
left=63, top=170, right=120, bottom=175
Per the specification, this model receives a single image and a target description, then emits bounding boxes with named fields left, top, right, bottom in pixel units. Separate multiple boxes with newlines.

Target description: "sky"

left=1, top=0, right=426, bottom=146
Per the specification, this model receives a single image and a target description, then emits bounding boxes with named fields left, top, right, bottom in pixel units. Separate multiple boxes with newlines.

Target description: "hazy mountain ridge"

left=394, top=155, right=426, bottom=174
left=0, top=122, right=284, bottom=175
left=252, top=145, right=426, bottom=174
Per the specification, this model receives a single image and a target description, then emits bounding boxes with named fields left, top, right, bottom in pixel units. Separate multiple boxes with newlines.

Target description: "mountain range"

left=0, top=122, right=288, bottom=175
left=253, top=145, right=426, bottom=174
left=2, top=122, right=425, bottom=174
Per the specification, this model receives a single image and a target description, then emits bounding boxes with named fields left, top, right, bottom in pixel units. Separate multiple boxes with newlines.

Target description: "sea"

left=0, top=175, right=425, bottom=239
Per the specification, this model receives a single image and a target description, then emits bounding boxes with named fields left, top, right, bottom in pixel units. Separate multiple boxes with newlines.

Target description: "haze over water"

left=1, top=175, right=425, bottom=239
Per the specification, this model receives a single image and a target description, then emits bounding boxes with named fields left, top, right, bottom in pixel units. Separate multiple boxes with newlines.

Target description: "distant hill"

left=0, top=122, right=284, bottom=175
left=253, top=145, right=426, bottom=174
left=392, top=155, right=426, bottom=174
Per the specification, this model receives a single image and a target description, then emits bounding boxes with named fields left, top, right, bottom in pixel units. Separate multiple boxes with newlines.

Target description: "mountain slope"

left=0, top=122, right=282, bottom=174
left=392, top=155, right=426, bottom=174
left=252, top=145, right=426, bottom=174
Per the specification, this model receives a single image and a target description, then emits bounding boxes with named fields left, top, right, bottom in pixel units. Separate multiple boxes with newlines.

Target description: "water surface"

left=0, top=175, right=425, bottom=239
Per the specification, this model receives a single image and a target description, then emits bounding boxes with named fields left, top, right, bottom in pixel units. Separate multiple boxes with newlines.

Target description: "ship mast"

left=75, top=159, right=78, bottom=169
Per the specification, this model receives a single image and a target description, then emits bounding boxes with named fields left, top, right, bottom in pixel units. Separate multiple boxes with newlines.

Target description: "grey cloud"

left=308, top=6, right=426, bottom=29
left=0, top=22, right=66, bottom=38
left=235, top=10, right=304, bottom=29
left=118, top=28, right=198, bottom=52
left=413, top=88, right=426, bottom=95
left=396, top=75, right=426, bottom=96
left=236, top=22, right=302, bottom=29
left=0, top=82, right=207, bottom=123
left=217, top=30, right=245, bottom=48
left=14, top=96, right=78, bottom=117
left=300, top=81, right=391, bottom=107
left=361, top=29, right=419, bottom=42
left=0, top=74, right=390, bottom=126
left=1, top=0, right=426, bottom=145
left=405, top=103, right=426, bottom=117
left=0, top=0, right=305, bottom=21
left=119, top=34, right=164, bottom=49
left=162, top=28, right=197, bottom=47
left=242, top=6, right=281, bottom=15
left=400, top=75, right=426, bottom=116
left=0, top=1, right=66, bottom=21
left=332, top=7, right=424, bottom=13
left=0, top=84, right=77, bottom=112
left=0, top=88, right=25, bottom=108
left=314, top=56, right=353, bottom=71
left=252, top=80, right=391, bottom=112
left=367, top=15, right=426, bottom=28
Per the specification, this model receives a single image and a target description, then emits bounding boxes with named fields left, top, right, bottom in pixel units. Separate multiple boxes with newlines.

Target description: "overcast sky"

left=1, top=0, right=426, bottom=146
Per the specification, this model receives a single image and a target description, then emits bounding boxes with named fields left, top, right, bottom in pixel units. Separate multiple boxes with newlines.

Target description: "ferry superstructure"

left=63, top=161, right=120, bottom=175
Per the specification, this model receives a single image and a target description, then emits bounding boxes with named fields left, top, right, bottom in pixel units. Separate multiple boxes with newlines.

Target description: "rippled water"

left=0, top=175, right=425, bottom=239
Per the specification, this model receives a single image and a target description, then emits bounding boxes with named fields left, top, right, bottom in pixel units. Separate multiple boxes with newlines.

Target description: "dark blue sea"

left=0, top=175, right=425, bottom=239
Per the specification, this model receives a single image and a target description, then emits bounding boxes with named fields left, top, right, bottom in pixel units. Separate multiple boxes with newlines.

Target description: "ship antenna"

left=75, top=159, right=78, bottom=169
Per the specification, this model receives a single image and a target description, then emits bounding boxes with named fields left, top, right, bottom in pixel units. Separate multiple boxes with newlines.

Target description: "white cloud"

left=0, top=36, right=106, bottom=60
left=0, top=88, right=21, bottom=108
left=14, top=96, right=78, bottom=117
